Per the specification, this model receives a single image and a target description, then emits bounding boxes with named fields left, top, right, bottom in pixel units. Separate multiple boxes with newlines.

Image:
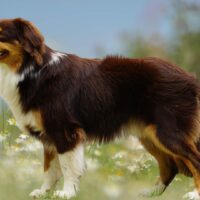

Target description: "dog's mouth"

left=0, top=50, right=8, bottom=59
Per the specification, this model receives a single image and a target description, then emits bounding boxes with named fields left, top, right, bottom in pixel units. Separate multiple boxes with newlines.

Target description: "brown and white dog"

left=0, top=18, right=200, bottom=199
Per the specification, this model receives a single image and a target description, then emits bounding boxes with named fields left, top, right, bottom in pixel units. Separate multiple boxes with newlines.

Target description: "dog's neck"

left=0, top=47, right=65, bottom=109
left=18, top=46, right=66, bottom=78
left=0, top=64, right=20, bottom=102
left=0, top=47, right=66, bottom=132
left=0, top=64, right=36, bottom=131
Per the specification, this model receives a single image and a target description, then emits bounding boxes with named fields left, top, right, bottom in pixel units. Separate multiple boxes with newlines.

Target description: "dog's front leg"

left=30, top=144, right=62, bottom=198
left=53, top=143, right=86, bottom=199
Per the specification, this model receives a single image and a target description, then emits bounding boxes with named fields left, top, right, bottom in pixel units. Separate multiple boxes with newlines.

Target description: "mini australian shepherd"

left=0, top=18, right=200, bottom=199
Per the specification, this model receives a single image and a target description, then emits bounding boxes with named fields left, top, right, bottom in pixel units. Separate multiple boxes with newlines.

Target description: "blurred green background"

left=0, top=0, right=200, bottom=199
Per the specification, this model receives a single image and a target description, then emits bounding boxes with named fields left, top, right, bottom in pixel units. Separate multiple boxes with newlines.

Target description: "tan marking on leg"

left=140, top=137, right=177, bottom=187
left=184, top=159, right=200, bottom=193
left=145, top=126, right=196, bottom=177
left=174, top=158, right=192, bottom=177
left=44, top=147, right=56, bottom=172
left=144, top=125, right=176, bottom=157
left=33, top=111, right=44, bottom=131
left=76, top=128, right=86, bottom=142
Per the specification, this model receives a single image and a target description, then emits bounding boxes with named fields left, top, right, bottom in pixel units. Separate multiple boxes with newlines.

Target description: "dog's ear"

left=14, top=18, right=45, bottom=65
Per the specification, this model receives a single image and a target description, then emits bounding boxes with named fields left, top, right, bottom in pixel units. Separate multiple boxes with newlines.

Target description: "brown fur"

left=0, top=41, right=24, bottom=71
left=44, top=147, right=56, bottom=172
left=1, top=18, right=200, bottom=196
left=140, top=137, right=178, bottom=185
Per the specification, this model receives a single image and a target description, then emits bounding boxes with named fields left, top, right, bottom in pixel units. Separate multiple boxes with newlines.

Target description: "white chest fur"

left=0, top=64, right=38, bottom=132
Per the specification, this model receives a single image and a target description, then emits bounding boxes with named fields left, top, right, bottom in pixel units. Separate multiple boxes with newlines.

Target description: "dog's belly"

left=121, top=121, right=175, bottom=156
left=121, top=120, right=150, bottom=138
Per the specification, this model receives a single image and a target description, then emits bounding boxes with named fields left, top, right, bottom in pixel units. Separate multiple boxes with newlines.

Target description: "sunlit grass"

left=0, top=134, right=194, bottom=200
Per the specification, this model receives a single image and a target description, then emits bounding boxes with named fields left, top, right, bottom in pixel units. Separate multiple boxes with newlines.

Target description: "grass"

left=0, top=135, right=194, bottom=200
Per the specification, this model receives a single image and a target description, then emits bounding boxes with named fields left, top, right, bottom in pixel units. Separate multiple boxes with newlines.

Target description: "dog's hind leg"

left=183, top=158, right=200, bottom=200
left=157, top=139, right=200, bottom=200
left=139, top=137, right=178, bottom=197
left=154, top=118, right=200, bottom=199
left=30, top=144, right=62, bottom=198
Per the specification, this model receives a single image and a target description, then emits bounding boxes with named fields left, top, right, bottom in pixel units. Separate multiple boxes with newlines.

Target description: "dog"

left=0, top=18, right=200, bottom=199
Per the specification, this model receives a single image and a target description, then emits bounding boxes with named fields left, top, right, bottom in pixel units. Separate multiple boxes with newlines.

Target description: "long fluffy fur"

left=1, top=18, right=200, bottom=198
left=17, top=50, right=200, bottom=153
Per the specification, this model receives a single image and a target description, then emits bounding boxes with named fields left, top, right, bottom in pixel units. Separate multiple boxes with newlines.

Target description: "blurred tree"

left=169, top=0, right=200, bottom=75
left=123, top=0, right=200, bottom=77
left=170, top=32, right=200, bottom=75
left=123, top=35, right=167, bottom=58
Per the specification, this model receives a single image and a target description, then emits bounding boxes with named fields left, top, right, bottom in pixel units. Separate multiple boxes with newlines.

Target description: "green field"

left=0, top=134, right=194, bottom=200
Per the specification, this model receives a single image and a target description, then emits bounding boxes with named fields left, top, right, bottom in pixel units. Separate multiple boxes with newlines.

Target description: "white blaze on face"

left=0, top=63, right=39, bottom=132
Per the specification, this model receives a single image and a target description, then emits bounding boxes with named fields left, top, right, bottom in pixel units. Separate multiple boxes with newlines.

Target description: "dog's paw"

left=29, top=189, right=47, bottom=198
left=53, top=190, right=76, bottom=199
left=183, top=190, right=200, bottom=200
left=140, top=183, right=166, bottom=197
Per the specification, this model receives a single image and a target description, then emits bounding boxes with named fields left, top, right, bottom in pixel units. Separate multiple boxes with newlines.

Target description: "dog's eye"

left=0, top=50, right=5, bottom=56
left=0, top=50, right=8, bottom=58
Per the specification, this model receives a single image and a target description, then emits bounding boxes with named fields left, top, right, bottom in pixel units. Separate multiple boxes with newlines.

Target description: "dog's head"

left=0, top=18, right=45, bottom=71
